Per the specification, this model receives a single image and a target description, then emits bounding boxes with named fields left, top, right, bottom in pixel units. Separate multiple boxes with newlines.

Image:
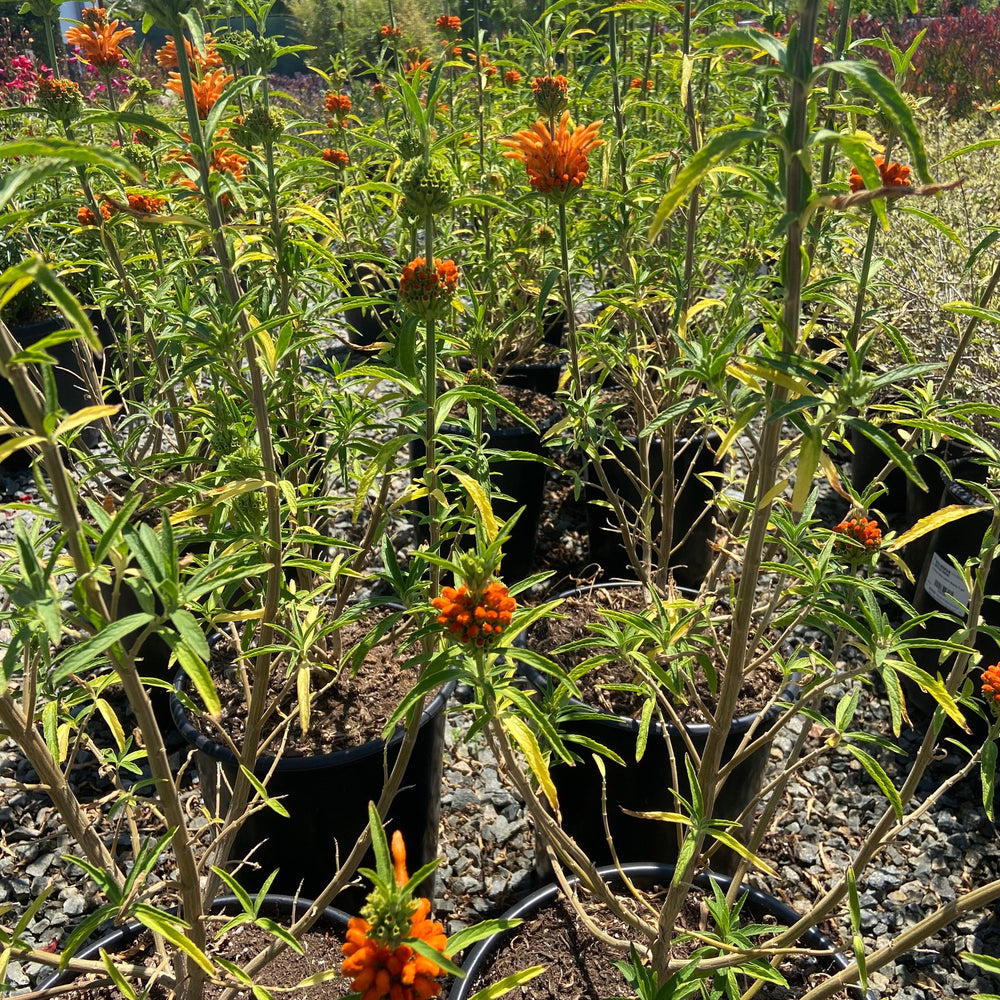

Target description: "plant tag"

left=923, top=552, right=970, bottom=612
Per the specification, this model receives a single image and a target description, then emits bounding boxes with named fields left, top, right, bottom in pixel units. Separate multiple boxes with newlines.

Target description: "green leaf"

left=446, top=919, right=522, bottom=956
left=964, top=952, right=1000, bottom=975
left=173, top=639, right=222, bottom=719
left=368, top=801, right=391, bottom=881
left=649, top=129, right=773, bottom=240
left=817, top=61, right=931, bottom=184
left=698, top=27, right=787, bottom=68
left=170, top=608, right=209, bottom=660
left=408, top=937, right=465, bottom=979
left=982, top=737, right=996, bottom=822
left=846, top=744, right=903, bottom=820
left=240, top=766, right=289, bottom=818
left=792, top=428, right=820, bottom=515
left=100, top=948, right=139, bottom=1000
left=710, top=831, right=778, bottom=876
left=132, top=904, right=214, bottom=974
left=57, top=613, right=156, bottom=676
left=466, top=965, right=546, bottom=1000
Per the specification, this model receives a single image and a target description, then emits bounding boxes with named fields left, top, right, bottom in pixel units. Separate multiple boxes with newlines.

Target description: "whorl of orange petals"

left=65, top=12, right=134, bottom=71
left=155, top=34, right=223, bottom=70
left=849, top=156, right=911, bottom=193
left=405, top=56, right=433, bottom=78
left=982, top=663, right=1000, bottom=714
left=322, top=147, right=349, bottom=166
left=78, top=202, right=113, bottom=226
left=166, top=68, right=233, bottom=118
left=504, top=69, right=521, bottom=85
left=127, top=192, right=164, bottom=214
left=380, top=23, right=402, bottom=37
left=435, top=14, right=461, bottom=31
left=325, top=92, right=352, bottom=115
left=833, top=516, right=883, bottom=554
left=398, top=257, right=458, bottom=319
left=431, top=582, right=516, bottom=647
left=499, top=112, right=603, bottom=202
left=341, top=902, right=447, bottom=1000
left=630, top=77, right=653, bottom=90
left=170, top=132, right=248, bottom=189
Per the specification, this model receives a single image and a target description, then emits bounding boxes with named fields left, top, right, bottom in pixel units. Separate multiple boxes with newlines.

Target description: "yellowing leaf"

left=887, top=504, right=981, bottom=552
left=452, top=470, right=499, bottom=543
left=503, top=715, right=558, bottom=812
left=54, top=404, right=120, bottom=437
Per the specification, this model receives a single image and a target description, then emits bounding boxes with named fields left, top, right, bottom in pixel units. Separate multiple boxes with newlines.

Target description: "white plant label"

left=923, top=552, right=970, bottom=612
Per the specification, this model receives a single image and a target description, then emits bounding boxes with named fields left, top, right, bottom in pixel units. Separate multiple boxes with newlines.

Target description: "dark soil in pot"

left=521, top=584, right=786, bottom=873
left=411, top=385, right=561, bottom=583
left=39, top=895, right=356, bottom=999
left=448, top=863, right=871, bottom=1000
left=172, top=609, right=453, bottom=907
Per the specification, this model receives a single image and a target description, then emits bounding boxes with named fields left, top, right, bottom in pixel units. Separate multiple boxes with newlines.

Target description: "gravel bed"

left=0, top=395, right=999, bottom=998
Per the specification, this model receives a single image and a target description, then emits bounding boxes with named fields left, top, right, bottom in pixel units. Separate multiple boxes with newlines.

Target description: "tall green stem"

left=557, top=200, right=581, bottom=397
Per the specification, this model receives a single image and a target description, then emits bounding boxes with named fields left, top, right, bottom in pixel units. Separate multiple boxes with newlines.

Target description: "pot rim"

left=40, top=894, right=352, bottom=991
left=517, top=581, right=794, bottom=740
left=450, top=861, right=876, bottom=1000
left=170, top=669, right=456, bottom=773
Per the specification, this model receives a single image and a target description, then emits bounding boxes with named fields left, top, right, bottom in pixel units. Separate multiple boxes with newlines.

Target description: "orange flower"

left=833, top=516, right=882, bottom=554
left=431, top=581, right=516, bottom=647
left=170, top=132, right=248, bottom=189
left=532, top=74, right=568, bottom=116
left=341, top=833, right=448, bottom=1000
left=380, top=24, right=401, bottom=37
left=78, top=202, right=113, bottom=226
left=630, top=77, right=653, bottom=90
left=155, top=34, right=223, bottom=70
left=322, top=147, right=349, bottom=166
left=398, top=257, right=458, bottom=319
left=849, top=156, right=911, bottom=192
left=65, top=8, right=134, bottom=71
left=982, top=663, right=1000, bottom=714
left=435, top=14, right=461, bottom=31
left=126, top=192, right=164, bottom=214
left=503, top=69, right=521, bottom=85
left=166, top=68, right=233, bottom=118
left=469, top=52, right=497, bottom=76
left=326, top=92, right=352, bottom=116
left=500, top=112, right=603, bottom=202
left=405, top=56, right=433, bottom=79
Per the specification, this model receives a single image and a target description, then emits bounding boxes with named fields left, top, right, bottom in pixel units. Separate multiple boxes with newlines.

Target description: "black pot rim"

left=518, top=581, right=789, bottom=740
left=941, top=456, right=993, bottom=508
left=40, top=894, right=352, bottom=991
left=170, top=670, right=456, bottom=773
left=451, top=862, right=876, bottom=1000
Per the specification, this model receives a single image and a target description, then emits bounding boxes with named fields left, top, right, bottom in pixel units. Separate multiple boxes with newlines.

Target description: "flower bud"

left=399, top=155, right=455, bottom=217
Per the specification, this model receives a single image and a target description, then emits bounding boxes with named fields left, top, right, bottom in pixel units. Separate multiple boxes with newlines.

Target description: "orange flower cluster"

left=381, top=24, right=402, bottom=38
left=127, top=192, right=164, bottom=214
left=165, top=68, right=233, bottom=118
left=405, top=56, right=433, bottom=78
left=398, top=257, right=458, bottom=319
left=833, top=516, right=883, bottom=553
left=500, top=112, right=603, bottom=202
left=155, top=34, right=223, bottom=70
left=504, top=69, right=521, bottom=85
left=78, top=202, right=114, bottom=226
left=435, top=14, right=461, bottom=31
left=982, top=663, right=1000, bottom=713
left=849, top=157, right=912, bottom=192
left=322, top=147, right=350, bottom=166
left=170, top=133, right=248, bottom=190
left=532, top=74, right=568, bottom=116
left=432, top=582, right=516, bottom=646
left=630, top=77, right=653, bottom=90
left=326, top=92, right=352, bottom=116
left=66, top=7, right=134, bottom=71
left=341, top=832, right=448, bottom=1000
left=469, top=53, right=497, bottom=76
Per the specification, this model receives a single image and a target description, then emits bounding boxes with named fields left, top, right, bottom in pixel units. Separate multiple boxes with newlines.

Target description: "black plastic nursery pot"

left=342, top=262, right=396, bottom=347
left=908, top=458, right=999, bottom=739
left=585, top=431, right=723, bottom=588
left=410, top=406, right=556, bottom=584
left=171, top=676, right=455, bottom=908
left=448, top=863, right=876, bottom=1000
left=0, top=313, right=117, bottom=467
left=520, top=583, right=783, bottom=876
left=38, top=894, right=351, bottom=992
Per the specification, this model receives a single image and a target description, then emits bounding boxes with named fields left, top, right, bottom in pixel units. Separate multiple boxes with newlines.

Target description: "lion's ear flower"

left=982, top=663, right=1000, bottom=716
left=833, top=516, right=882, bottom=555
left=499, top=112, right=603, bottom=203
left=341, top=831, right=449, bottom=1000
left=432, top=581, right=516, bottom=647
